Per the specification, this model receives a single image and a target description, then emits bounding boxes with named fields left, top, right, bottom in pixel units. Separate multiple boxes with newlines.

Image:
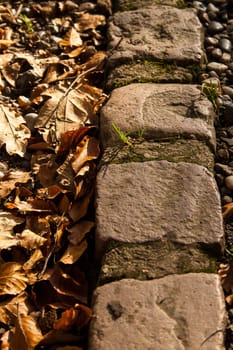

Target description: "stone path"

left=89, top=1, right=228, bottom=349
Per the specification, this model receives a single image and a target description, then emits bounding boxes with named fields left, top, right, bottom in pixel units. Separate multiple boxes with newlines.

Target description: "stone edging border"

left=88, top=1, right=228, bottom=349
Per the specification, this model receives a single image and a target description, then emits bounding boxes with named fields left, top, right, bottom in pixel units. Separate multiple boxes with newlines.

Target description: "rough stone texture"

left=113, top=0, right=183, bottom=11
left=100, top=84, right=216, bottom=150
left=101, top=139, right=214, bottom=172
left=95, top=160, right=224, bottom=259
left=89, top=275, right=227, bottom=350
left=98, top=240, right=218, bottom=284
left=107, top=6, right=204, bottom=68
left=106, top=62, right=194, bottom=91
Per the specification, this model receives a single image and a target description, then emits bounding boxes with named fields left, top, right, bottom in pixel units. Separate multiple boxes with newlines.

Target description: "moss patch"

left=101, top=139, right=214, bottom=172
left=98, top=240, right=219, bottom=285
left=106, top=61, right=198, bottom=91
left=113, top=0, right=187, bottom=11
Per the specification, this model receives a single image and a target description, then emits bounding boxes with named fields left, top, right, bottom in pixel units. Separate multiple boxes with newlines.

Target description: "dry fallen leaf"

left=10, top=313, right=43, bottom=350
left=0, top=262, right=28, bottom=295
left=54, top=304, right=92, bottom=332
left=68, top=221, right=94, bottom=245
left=223, top=202, right=233, bottom=219
left=0, top=104, right=31, bottom=156
left=218, top=263, right=233, bottom=293
left=0, top=170, right=31, bottom=199
left=59, top=240, right=88, bottom=264
left=60, top=27, right=83, bottom=48
left=17, top=229, right=47, bottom=250
left=0, top=291, right=32, bottom=325
left=71, top=136, right=100, bottom=174
left=0, top=211, right=24, bottom=249
left=75, top=13, right=105, bottom=32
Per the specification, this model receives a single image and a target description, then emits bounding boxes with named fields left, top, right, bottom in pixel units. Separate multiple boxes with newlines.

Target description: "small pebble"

left=217, top=148, right=229, bottom=161
left=225, top=175, right=233, bottom=189
left=223, top=195, right=233, bottom=203
left=220, top=52, right=232, bottom=63
left=211, top=48, right=223, bottom=59
left=207, top=62, right=228, bottom=73
left=207, top=3, right=219, bottom=13
left=219, top=38, right=232, bottom=52
left=207, top=21, right=224, bottom=34
left=205, top=36, right=219, bottom=46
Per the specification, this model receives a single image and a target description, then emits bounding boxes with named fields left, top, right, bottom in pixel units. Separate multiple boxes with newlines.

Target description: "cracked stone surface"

left=95, top=160, right=224, bottom=259
left=107, top=6, right=204, bottom=68
left=100, top=84, right=216, bottom=150
left=88, top=275, right=227, bottom=350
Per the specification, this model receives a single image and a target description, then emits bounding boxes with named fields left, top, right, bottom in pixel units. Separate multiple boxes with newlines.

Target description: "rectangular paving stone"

left=100, top=83, right=216, bottom=150
left=107, top=6, right=204, bottom=68
left=89, top=275, right=227, bottom=350
left=95, top=161, right=224, bottom=259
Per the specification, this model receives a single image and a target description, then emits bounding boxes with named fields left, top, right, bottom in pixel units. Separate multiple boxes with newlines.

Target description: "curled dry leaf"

left=59, top=240, right=88, bottom=265
left=218, top=263, right=233, bottom=292
left=223, top=202, right=233, bottom=219
left=0, top=262, right=28, bottom=295
left=0, top=291, right=31, bottom=325
left=0, top=211, right=24, bottom=249
left=54, top=304, right=92, bottom=332
left=35, top=84, right=100, bottom=144
left=10, top=313, right=43, bottom=350
left=71, top=136, right=100, bottom=174
left=23, top=249, right=44, bottom=271
left=68, top=221, right=95, bottom=245
left=60, top=27, right=83, bottom=48
left=17, top=229, right=47, bottom=250
left=0, top=329, right=11, bottom=350
left=0, top=170, right=31, bottom=199
left=0, top=104, right=31, bottom=156
left=75, top=13, right=105, bottom=32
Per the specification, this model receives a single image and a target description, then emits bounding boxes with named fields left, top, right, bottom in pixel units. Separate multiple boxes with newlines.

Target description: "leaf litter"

left=0, top=0, right=111, bottom=349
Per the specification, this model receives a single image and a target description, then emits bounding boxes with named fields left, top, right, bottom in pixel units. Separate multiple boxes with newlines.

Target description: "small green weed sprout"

left=201, top=80, right=221, bottom=112
left=137, top=128, right=144, bottom=141
left=19, top=14, right=33, bottom=33
left=112, top=123, right=132, bottom=146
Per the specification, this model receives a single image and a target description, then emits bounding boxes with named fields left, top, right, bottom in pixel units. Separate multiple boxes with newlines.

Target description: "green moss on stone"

left=106, top=61, right=196, bottom=91
left=98, top=240, right=219, bottom=285
left=101, top=139, right=215, bottom=172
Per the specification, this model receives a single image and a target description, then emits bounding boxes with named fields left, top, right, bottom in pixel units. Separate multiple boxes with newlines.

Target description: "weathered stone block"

left=107, top=6, right=204, bottom=68
left=89, top=275, right=227, bottom=350
left=95, top=161, right=224, bottom=258
left=100, top=84, right=216, bottom=150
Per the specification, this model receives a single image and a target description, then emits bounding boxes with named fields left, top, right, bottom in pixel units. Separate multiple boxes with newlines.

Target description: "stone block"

left=100, top=84, right=216, bottom=150
left=107, top=6, right=204, bottom=68
left=95, top=161, right=224, bottom=259
left=89, top=275, right=227, bottom=350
